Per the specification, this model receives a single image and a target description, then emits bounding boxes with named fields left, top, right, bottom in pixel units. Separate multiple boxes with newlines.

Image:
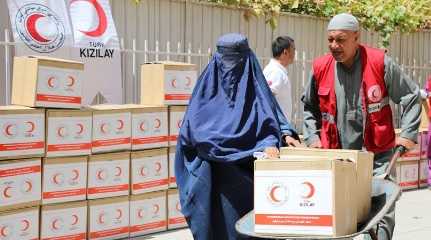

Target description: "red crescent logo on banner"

left=21, top=220, right=30, bottom=231
left=70, top=0, right=108, bottom=37
left=26, top=13, right=50, bottom=43
left=301, top=182, right=316, bottom=199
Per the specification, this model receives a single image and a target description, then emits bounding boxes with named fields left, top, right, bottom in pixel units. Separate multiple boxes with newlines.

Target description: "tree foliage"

left=202, top=0, right=431, bottom=48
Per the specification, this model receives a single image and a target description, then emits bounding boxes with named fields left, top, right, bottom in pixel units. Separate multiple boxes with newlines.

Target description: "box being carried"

left=90, top=105, right=131, bottom=154
left=87, top=152, right=130, bottom=199
left=140, top=61, right=197, bottom=105
left=41, top=201, right=87, bottom=240
left=168, top=106, right=186, bottom=146
left=88, top=196, right=129, bottom=240
left=254, top=158, right=357, bottom=237
left=125, top=104, right=169, bottom=150
left=42, top=156, right=87, bottom=204
left=130, top=191, right=167, bottom=236
left=0, top=106, right=45, bottom=160
left=280, top=147, right=373, bottom=223
left=0, top=206, right=39, bottom=240
left=46, top=109, right=92, bottom=157
left=0, top=158, right=41, bottom=211
left=12, top=56, right=84, bottom=108
left=131, top=148, right=169, bottom=195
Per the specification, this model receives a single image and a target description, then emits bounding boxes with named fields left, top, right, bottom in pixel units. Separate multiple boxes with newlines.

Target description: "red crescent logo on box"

left=70, top=0, right=108, bottom=37
left=21, top=220, right=30, bottom=232
left=26, top=121, right=36, bottom=133
left=0, top=225, right=10, bottom=237
left=53, top=173, right=64, bottom=185
left=3, top=124, right=17, bottom=137
left=71, top=169, right=80, bottom=181
left=176, top=202, right=181, bottom=211
left=96, top=169, right=106, bottom=180
left=140, top=166, right=147, bottom=177
left=171, top=78, right=177, bottom=88
left=51, top=219, right=62, bottom=230
left=185, top=76, right=192, bottom=87
left=114, top=166, right=122, bottom=177
left=115, top=209, right=122, bottom=220
left=155, top=162, right=162, bottom=173
left=116, top=119, right=124, bottom=130
left=57, top=126, right=67, bottom=138
left=267, top=183, right=288, bottom=205
left=47, top=77, right=56, bottom=89
left=24, top=180, right=33, bottom=193
left=367, top=85, right=382, bottom=103
left=137, top=209, right=144, bottom=219
left=71, top=214, right=79, bottom=226
left=139, top=121, right=146, bottom=132
left=2, top=186, right=12, bottom=198
left=100, top=123, right=109, bottom=134
left=67, top=76, right=76, bottom=87
left=98, top=213, right=105, bottom=224
left=154, top=118, right=161, bottom=129
left=301, top=181, right=316, bottom=199
left=76, top=123, right=84, bottom=135
left=153, top=204, right=160, bottom=214
left=15, top=4, right=66, bottom=53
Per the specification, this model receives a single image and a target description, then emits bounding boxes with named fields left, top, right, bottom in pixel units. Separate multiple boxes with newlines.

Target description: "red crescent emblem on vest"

left=26, top=13, right=50, bottom=43
left=70, top=0, right=108, bottom=37
left=367, top=85, right=382, bottom=103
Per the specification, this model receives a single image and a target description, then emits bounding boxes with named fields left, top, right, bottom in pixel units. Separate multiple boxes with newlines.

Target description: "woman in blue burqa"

left=175, top=33, right=299, bottom=240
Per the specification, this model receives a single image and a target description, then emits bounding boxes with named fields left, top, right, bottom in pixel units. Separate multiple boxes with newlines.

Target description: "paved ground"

left=135, top=187, right=431, bottom=240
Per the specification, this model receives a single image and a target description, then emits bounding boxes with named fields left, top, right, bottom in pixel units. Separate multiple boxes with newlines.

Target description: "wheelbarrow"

left=236, top=147, right=406, bottom=240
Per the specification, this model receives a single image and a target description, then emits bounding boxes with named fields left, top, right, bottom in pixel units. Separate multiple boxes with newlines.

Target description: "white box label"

left=168, top=192, right=187, bottom=229
left=254, top=170, right=333, bottom=235
left=92, top=113, right=131, bottom=153
left=164, top=70, right=197, bottom=105
left=131, top=154, right=168, bottom=194
left=41, top=206, right=87, bottom=240
left=47, top=116, right=92, bottom=157
left=0, top=208, right=39, bottom=240
left=36, top=66, right=83, bottom=108
left=88, top=160, right=129, bottom=199
left=169, top=110, right=185, bottom=146
left=89, top=201, right=129, bottom=240
left=130, top=195, right=167, bottom=236
left=132, top=112, right=168, bottom=150
left=0, top=114, right=44, bottom=158
left=43, top=162, right=87, bottom=204
left=0, top=160, right=41, bottom=208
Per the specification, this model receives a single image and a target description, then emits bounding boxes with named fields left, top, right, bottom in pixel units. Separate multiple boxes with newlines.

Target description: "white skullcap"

left=327, top=13, right=359, bottom=31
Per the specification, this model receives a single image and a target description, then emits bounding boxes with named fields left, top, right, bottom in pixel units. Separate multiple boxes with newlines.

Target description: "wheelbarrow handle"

left=380, top=145, right=407, bottom=180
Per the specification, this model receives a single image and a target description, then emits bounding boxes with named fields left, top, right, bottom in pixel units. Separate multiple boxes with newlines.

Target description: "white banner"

left=7, top=0, right=123, bottom=105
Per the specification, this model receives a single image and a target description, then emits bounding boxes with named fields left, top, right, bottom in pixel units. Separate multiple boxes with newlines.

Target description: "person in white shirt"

left=263, top=36, right=296, bottom=121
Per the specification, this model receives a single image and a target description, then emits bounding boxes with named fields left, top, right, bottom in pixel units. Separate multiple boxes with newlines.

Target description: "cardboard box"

left=90, top=105, right=131, bottom=154
left=0, top=158, right=41, bottom=211
left=167, top=189, right=187, bottom=230
left=420, top=129, right=428, bottom=160
left=169, top=146, right=177, bottom=188
left=42, top=156, right=87, bottom=204
left=88, top=196, right=129, bottom=240
left=41, top=201, right=87, bottom=240
left=419, top=159, right=429, bottom=188
left=398, top=160, right=419, bottom=190
left=168, top=106, right=186, bottom=146
left=140, top=61, right=197, bottom=105
left=131, top=148, right=169, bottom=195
left=130, top=191, right=167, bottom=236
left=126, top=105, right=169, bottom=150
left=280, top=147, right=373, bottom=223
left=46, top=109, right=92, bottom=157
left=0, top=106, right=45, bottom=160
left=12, top=56, right=84, bottom=108
left=0, top=206, right=39, bottom=240
left=254, top=159, right=357, bottom=236
left=87, top=152, right=130, bottom=199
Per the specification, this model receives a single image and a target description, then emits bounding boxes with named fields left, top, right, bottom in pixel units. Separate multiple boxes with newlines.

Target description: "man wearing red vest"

left=302, top=13, right=421, bottom=240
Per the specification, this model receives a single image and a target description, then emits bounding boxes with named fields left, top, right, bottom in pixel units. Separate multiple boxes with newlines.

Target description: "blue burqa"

left=175, top=33, right=298, bottom=240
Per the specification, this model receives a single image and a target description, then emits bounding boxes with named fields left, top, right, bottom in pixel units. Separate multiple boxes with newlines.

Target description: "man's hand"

left=264, top=147, right=279, bottom=158
left=284, top=136, right=301, bottom=147
left=396, top=137, right=416, bottom=150
left=309, top=139, right=323, bottom=148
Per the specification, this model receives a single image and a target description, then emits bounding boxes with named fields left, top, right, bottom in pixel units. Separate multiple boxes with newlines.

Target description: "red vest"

left=313, top=45, right=395, bottom=153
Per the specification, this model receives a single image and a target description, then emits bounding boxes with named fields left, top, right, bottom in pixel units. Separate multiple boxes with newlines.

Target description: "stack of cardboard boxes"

left=0, top=56, right=192, bottom=239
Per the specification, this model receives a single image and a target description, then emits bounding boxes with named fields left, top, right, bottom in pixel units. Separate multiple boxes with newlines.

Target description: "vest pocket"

left=368, top=107, right=395, bottom=147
